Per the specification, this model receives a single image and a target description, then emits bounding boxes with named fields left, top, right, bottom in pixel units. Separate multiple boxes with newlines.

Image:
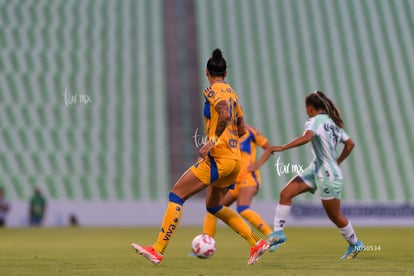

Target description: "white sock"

left=273, top=204, right=291, bottom=231
left=339, top=222, right=358, bottom=245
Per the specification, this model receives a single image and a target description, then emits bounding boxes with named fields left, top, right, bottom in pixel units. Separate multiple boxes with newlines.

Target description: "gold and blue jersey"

left=237, top=125, right=268, bottom=182
left=203, top=82, right=244, bottom=160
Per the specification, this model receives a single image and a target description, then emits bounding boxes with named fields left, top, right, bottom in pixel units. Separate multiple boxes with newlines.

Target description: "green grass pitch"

left=0, top=227, right=413, bottom=275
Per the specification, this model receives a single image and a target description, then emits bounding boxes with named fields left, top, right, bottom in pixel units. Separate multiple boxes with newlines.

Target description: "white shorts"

left=299, top=163, right=344, bottom=200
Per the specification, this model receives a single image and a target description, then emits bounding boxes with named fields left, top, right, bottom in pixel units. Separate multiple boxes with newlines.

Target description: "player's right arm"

left=337, top=138, right=355, bottom=165
left=235, top=100, right=246, bottom=137
left=237, top=116, right=246, bottom=137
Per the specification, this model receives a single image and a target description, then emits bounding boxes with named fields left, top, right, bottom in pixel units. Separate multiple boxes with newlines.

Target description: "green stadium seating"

left=0, top=0, right=413, bottom=207
left=0, top=0, right=169, bottom=201
left=195, top=0, right=414, bottom=203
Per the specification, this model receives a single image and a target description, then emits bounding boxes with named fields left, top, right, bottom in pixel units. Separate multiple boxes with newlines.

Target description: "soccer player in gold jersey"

left=132, top=49, right=269, bottom=265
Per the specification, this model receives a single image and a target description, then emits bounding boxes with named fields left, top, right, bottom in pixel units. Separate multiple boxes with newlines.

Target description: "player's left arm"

left=214, top=100, right=230, bottom=138
left=270, top=130, right=313, bottom=153
left=248, top=142, right=272, bottom=172
left=337, top=138, right=355, bottom=165
left=199, top=100, right=230, bottom=158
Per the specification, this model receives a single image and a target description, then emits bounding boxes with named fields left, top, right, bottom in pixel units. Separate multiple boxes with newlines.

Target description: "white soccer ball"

left=191, top=234, right=216, bottom=258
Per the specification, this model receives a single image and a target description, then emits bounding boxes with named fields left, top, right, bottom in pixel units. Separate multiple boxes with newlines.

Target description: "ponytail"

left=305, top=91, right=344, bottom=128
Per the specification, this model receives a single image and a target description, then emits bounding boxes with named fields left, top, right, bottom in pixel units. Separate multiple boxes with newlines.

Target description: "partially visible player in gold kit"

left=202, top=125, right=273, bottom=240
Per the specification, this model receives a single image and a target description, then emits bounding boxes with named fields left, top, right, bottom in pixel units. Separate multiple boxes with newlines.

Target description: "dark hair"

left=206, top=48, right=227, bottom=77
left=305, top=91, right=344, bottom=128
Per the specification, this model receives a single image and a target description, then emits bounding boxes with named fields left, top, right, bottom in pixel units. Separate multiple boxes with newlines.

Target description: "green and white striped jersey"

left=304, top=114, right=350, bottom=180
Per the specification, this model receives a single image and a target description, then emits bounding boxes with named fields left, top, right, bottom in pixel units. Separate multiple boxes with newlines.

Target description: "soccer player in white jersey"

left=267, top=91, right=364, bottom=259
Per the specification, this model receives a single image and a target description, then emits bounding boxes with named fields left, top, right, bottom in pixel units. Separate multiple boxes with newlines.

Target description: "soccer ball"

left=191, top=234, right=216, bottom=258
